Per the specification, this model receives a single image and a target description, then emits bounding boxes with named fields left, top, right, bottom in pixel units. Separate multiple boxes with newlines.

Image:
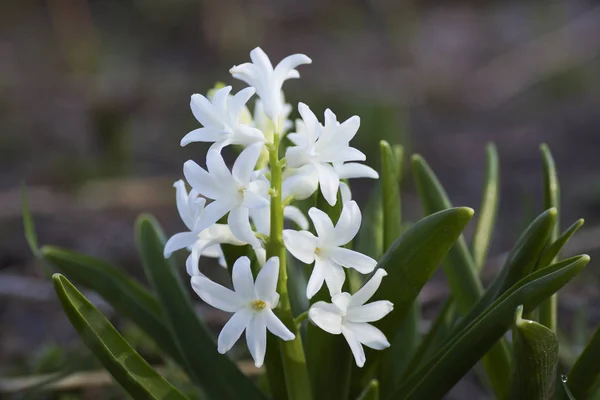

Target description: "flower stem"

left=266, top=134, right=312, bottom=400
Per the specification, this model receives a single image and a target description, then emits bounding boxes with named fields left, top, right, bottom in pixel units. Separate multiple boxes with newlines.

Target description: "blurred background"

left=2, top=0, right=600, bottom=398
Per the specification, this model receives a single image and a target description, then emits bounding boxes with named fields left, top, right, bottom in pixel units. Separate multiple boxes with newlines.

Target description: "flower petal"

left=273, top=54, right=312, bottom=84
left=164, top=232, right=198, bottom=258
left=191, top=276, right=243, bottom=312
left=315, top=162, right=340, bottom=206
left=246, top=312, right=267, bottom=367
left=218, top=308, right=252, bottom=354
left=331, top=292, right=352, bottom=313
left=346, top=301, right=394, bottom=323
left=308, top=207, right=335, bottom=243
left=306, top=258, right=327, bottom=299
left=334, top=162, right=379, bottom=179
left=211, top=86, right=232, bottom=113
left=283, top=206, right=309, bottom=230
left=308, top=301, right=343, bottom=334
left=282, top=165, right=318, bottom=199
left=185, top=245, right=202, bottom=276
left=195, top=200, right=233, bottom=232
left=328, top=247, right=377, bottom=274
left=264, top=309, right=295, bottom=340
left=283, top=230, right=317, bottom=264
left=339, top=181, right=352, bottom=203
left=332, top=200, right=361, bottom=246
left=183, top=160, right=222, bottom=200
left=190, top=94, right=221, bottom=127
left=319, top=146, right=366, bottom=164
left=250, top=47, right=274, bottom=72
left=231, top=256, right=256, bottom=301
left=228, top=207, right=260, bottom=247
left=349, top=269, right=388, bottom=308
left=344, top=322, right=390, bottom=350
left=255, top=257, right=279, bottom=304
left=323, top=262, right=345, bottom=297
left=206, top=148, right=234, bottom=184
left=181, top=128, right=227, bottom=147
left=229, top=87, right=256, bottom=117
left=233, top=143, right=263, bottom=184
left=341, top=326, right=366, bottom=368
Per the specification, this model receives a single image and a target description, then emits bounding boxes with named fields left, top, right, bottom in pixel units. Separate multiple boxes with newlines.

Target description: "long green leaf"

left=538, top=144, right=560, bottom=331
left=21, top=184, right=40, bottom=257
left=564, top=325, right=600, bottom=399
left=411, top=154, right=511, bottom=398
left=391, top=254, right=589, bottom=400
left=510, top=305, right=559, bottom=400
left=52, top=274, right=187, bottom=400
left=135, top=215, right=266, bottom=400
left=472, top=143, right=500, bottom=270
left=361, top=207, right=474, bottom=384
left=537, top=219, right=584, bottom=270
left=42, top=246, right=185, bottom=368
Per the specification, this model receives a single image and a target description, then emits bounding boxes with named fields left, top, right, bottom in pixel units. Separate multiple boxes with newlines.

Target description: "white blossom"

left=181, top=86, right=264, bottom=150
left=183, top=143, right=269, bottom=248
left=230, top=47, right=311, bottom=126
left=191, top=256, right=294, bottom=367
left=283, top=201, right=377, bottom=298
left=308, top=269, right=393, bottom=367
left=163, top=180, right=244, bottom=276
left=285, top=103, right=369, bottom=205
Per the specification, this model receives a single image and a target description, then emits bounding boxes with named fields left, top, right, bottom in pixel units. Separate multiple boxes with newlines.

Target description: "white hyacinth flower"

left=308, top=269, right=393, bottom=367
left=285, top=103, right=368, bottom=206
left=163, top=180, right=244, bottom=276
left=191, top=256, right=294, bottom=367
left=182, top=86, right=264, bottom=150
left=253, top=99, right=293, bottom=144
left=183, top=143, right=269, bottom=248
left=230, top=47, right=311, bottom=126
left=283, top=201, right=377, bottom=298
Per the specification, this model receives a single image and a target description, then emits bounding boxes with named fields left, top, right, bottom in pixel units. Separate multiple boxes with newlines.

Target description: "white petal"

left=315, top=163, right=340, bottom=206
left=183, top=160, right=222, bottom=200
left=331, top=292, right=352, bottom=313
left=339, top=115, right=361, bottom=142
left=328, top=247, right=377, bottom=274
left=324, top=108, right=338, bottom=127
left=185, top=245, right=202, bottom=276
left=346, top=301, right=394, bottom=323
left=264, top=309, right=295, bottom=340
left=323, top=261, right=345, bottom=297
left=250, top=207, right=271, bottom=236
left=246, top=312, right=267, bottom=367
left=173, top=180, right=196, bottom=231
left=332, top=200, right=361, bottom=246
left=206, top=148, right=234, bottom=184
left=250, top=47, right=274, bottom=72
left=349, top=269, right=388, bottom=308
left=195, top=200, right=233, bottom=232
left=282, top=230, right=317, bottom=264
left=228, top=207, right=260, bottom=247
left=233, top=143, right=263, bottom=184
left=307, top=207, right=335, bottom=243
left=308, top=301, right=343, bottom=334
left=191, top=276, right=243, bottom=312
left=285, top=146, right=311, bottom=168
left=202, top=243, right=223, bottom=258
left=341, top=326, right=366, bottom=368
left=242, top=187, right=269, bottom=209
left=334, top=162, right=379, bottom=179
left=339, top=181, right=352, bottom=203
left=181, top=128, right=227, bottom=147
left=344, top=322, right=390, bottom=350
left=255, top=257, right=279, bottom=304
left=298, top=103, right=320, bottom=140
left=164, top=232, right=198, bottom=258
left=190, top=94, right=221, bottom=127
left=230, top=87, right=256, bottom=117
left=319, top=147, right=366, bottom=164
left=231, top=256, right=256, bottom=300
left=282, top=165, right=318, bottom=199
left=283, top=206, right=309, bottom=230
left=306, top=258, right=327, bottom=299
left=273, top=54, right=312, bottom=84
left=218, top=308, right=252, bottom=354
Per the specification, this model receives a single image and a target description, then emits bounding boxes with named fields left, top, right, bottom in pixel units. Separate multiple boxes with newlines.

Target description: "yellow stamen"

left=252, top=300, right=267, bottom=310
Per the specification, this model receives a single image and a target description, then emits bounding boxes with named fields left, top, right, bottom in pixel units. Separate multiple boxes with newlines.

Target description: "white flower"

left=183, top=143, right=269, bottom=248
left=253, top=99, right=293, bottom=143
left=191, top=256, right=294, bottom=367
left=181, top=86, right=264, bottom=150
left=308, top=269, right=393, bottom=367
left=285, top=104, right=368, bottom=206
left=230, top=47, right=311, bottom=125
left=334, top=162, right=379, bottom=180
left=283, top=201, right=377, bottom=298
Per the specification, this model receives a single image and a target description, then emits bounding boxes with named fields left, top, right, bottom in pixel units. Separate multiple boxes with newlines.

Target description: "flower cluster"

left=164, top=47, right=393, bottom=368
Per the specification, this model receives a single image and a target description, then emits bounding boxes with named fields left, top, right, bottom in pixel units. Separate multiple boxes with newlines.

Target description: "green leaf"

left=362, top=207, right=474, bottom=381
left=357, top=380, right=379, bottom=400
left=412, top=154, right=512, bottom=398
left=355, top=186, right=384, bottom=261
left=381, top=141, right=403, bottom=249
left=538, top=143, right=560, bottom=332
left=564, top=325, right=600, bottom=399
left=22, top=184, right=40, bottom=257
left=391, top=254, right=590, bottom=400
left=52, top=274, right=187, bottom=400
left=135, top=215, right=266, bottom=400
left=510, top=305, right=559, bottom=400
left=472, top=143, right=500, bottom=270
left=41, top=246, right=185, bottom=368
left=537, top=219, right=584, bottom=270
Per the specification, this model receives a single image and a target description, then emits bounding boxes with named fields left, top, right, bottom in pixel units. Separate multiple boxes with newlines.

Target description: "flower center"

left=251, top=300, right=267, bottom=310
left=315, top=247, right=323, bottom=257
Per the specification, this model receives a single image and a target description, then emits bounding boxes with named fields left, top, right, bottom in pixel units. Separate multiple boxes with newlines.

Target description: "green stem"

left=266, top=135, right=312, bottom=400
